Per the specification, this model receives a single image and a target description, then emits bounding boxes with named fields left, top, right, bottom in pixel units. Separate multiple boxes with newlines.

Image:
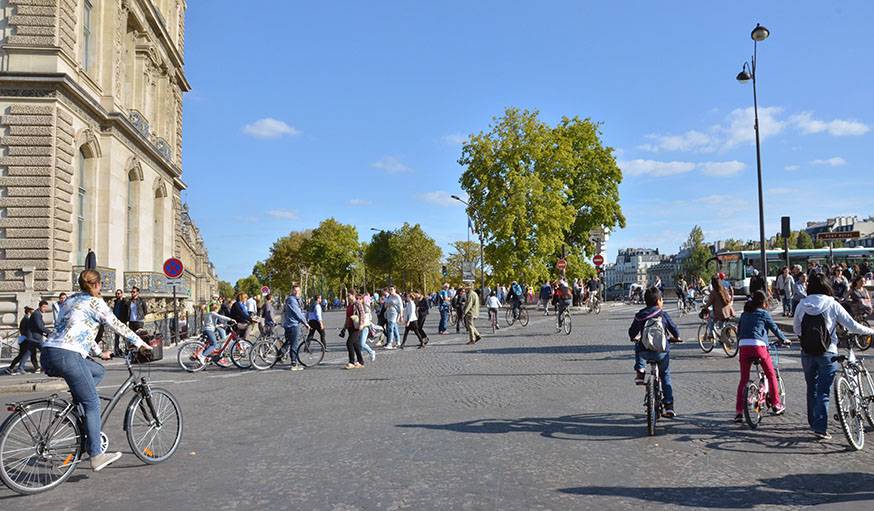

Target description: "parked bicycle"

left=743, top=340, right=788, bottom=429
left=505, top=305, right=529, bottom=327
left=176, top=324, right=253, bottom=372
left=832, top=347, right=874, bottom=451
left=250, top=333, right=325, bottom=370
left=0, top=347, right=183, bottom=494
left=697, top=311, right=739, bottom=357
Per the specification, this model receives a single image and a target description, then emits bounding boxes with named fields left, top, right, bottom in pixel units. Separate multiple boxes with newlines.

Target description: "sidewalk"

left=0, top=344, right=183, bottom=395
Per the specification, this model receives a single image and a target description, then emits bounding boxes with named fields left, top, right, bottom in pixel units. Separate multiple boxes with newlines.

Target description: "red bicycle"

left=176, top=325, right=253, bottom=372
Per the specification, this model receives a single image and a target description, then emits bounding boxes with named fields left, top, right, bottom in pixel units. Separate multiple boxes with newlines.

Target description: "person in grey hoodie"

left=793, top=273, right=874, bottom=440
left=383, top=286, right=404, bottom=349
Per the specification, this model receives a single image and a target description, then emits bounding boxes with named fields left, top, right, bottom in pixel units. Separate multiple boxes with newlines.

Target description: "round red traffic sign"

left=556, top=259, right=567, bottom=271
left=163, top=257, right=184, bottom=279
left=593, top=254, right=604, bottom=267
left=261, top=286, right=270, bottom=295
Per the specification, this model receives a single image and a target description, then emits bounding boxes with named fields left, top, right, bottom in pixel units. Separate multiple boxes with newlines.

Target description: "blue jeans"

left=359, top=327, right=374, bottom=356
left=782, top=295, right=792, bottom=315
left=202, top=329, right=219, bottom=358
left=634, top=344, right=674, bottom=405
left=802, top=353, right=838, bottom=433
left=386, top=320, right=400, bottom=346
left=438, top=306, right=448, bottom=333
left=283, top=325, right=302, bottom=365
left=41, top=347, right=106, bottom=456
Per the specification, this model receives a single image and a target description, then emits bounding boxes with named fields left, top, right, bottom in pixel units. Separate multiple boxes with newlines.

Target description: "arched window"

left=75, top=149, right=88, bottom=265
left=153, top=181, right=168, bottom=270
left=73, top=128, right=101, bottom=266
left=126, top=159, right=144, bottom=270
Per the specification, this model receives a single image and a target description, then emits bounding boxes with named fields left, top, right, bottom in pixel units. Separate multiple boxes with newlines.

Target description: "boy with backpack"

left=629, top=287, right=682, bottom=418
left=793, top=273, right=874, bottom=440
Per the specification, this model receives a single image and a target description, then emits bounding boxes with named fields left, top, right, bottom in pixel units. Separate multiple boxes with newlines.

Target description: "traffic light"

left=441, top=265, right=447, bottom=277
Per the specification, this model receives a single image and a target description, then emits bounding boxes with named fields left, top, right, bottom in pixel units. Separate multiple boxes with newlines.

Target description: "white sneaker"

left=370, top=351, right=376, bottom=362
left=90, top=451, right=122, bottom=472
left=385, top=345, right=395, bottom=350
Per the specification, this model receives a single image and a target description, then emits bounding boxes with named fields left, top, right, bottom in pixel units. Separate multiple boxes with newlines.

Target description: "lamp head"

left=450, top=195, right=461, bottom=201
left=736, top=62, right=752, bottom=83
left=751, top=23, right=770, bottom=42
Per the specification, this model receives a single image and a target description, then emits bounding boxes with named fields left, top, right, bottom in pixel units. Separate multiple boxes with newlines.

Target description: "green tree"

left=304, top=218, right=360, bottom=294
left=217, top=280, right=234, bottom=299
left=445, top=240, right=482, bottom=285
left=720, top=239, right=745, bottom=252
left=257, top=230, right=313, bottom=295
left=458, top=107, right=625, bottom=285
left=681, top=226, right=712, bottom=281
left=390, top=223, right=442, bottom=291
left=795, top=230, right=814, bottom=249
left=234, top=275, right=261, bottom=297
left=364, top=230, right=395, bottom=286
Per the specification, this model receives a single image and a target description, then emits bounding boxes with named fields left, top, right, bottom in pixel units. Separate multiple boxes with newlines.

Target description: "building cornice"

left=135, top=0, right=191, bottom=91
left=0, top=72, right=185, bottom=187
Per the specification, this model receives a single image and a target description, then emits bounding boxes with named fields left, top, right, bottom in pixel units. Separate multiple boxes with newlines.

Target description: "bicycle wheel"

left=295, top=339, right=325, bottom=367
left=230, top=339, right=254, bottom=370
left=853, top=321, right=872, bottom=351
left=491, top=314, right=496, bottom=334
left=505, top=307, right=516, bottom=327
left=449, top=309, right=458, bottom=327
left=518, top=308, right=529, bottom=327
left=177, top=341, right=206, bottom=373
left=562, top=312, right=572, bottom=335
left=645, top=378, right=657, bottom=436
left=777, top=371, right=787, bottom=409
left=743, top=381, right=763, bottom=429
left=860, top=367, right=874, bottom=429
left=834, top=375, right=865, bottom=450
left=697, top=324, right=714, bottom=353
left=676, top=300, right=685, bottom=315
left=126, top=388, right=183, bottom=464
left=0, top=404, right=82, bottom=494
left=250, top=339, right=281, bottom=371
left=593, top=301, right=601, bottom=315
left=721, top=325, right=739, bottom=358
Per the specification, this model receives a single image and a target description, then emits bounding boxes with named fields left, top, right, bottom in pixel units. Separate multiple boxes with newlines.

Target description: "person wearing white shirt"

left=400, top=292, right=426, bottom=348
left=486, top=291, right=501, bottom=330
left=246, top=295, right=258, bottom=315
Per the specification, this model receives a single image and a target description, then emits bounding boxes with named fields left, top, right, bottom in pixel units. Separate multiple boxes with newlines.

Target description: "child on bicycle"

left=486, top=291, right=501, bottom=330
left=734, top=290, right=789, bottom=422
left=629, top=287, right=681, bottom=418
left=201, top=303, right=234, bottom=364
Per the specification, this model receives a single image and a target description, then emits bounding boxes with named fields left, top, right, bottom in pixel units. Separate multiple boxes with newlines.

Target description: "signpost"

left=556, top=259, right=567, bottom=273
left=816, top=231, right=860, bottom=266
left=163, top=258, right=184, bottom=344
left=261, top=286, right=270, bottom=296
left=593, top=254, right=604, bottom=267
left=462, top=261, right=476, bottom=282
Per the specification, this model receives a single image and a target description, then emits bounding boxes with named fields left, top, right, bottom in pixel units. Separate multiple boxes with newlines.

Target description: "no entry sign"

left=163, top=257, right=184, bottom=279
left=593, top=254, right=604, bottom=267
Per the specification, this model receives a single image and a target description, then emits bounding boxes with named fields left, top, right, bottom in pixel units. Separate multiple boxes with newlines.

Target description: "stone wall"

left=5, top=0, right=77, bottom=57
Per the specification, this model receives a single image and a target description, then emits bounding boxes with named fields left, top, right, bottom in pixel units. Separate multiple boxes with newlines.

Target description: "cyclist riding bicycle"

left=509, top=281, right=524, bottom=318
left=629, top=287, right=682, bottom=418
left=587, top=277, right=601, bottom=307
left=554, top=279, right=573, bottom=325
left=675, top=276, right=689, bottom=308
left=200, top=303, right=234, bottom=364
left=486, top=291, right=501, bottom=330
left=40, top=270, right=152, bottom=472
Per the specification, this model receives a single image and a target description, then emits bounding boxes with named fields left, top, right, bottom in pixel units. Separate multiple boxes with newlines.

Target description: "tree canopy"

left=681, top=226, right=712, bottom=281
left=458, top=107, right=625, bottom=284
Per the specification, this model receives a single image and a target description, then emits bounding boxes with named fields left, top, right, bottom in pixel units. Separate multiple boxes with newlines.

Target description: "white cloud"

left=718, top=106, right=785, bottom=149
left=441, top=133, right=467, bottom=146
left=699, top=160, right=746, bottom=177
left=371, top=156, right=412, bottom=173
left=618, top=159, right=696, bottom=177
left=242, top=118, right=301, bottom=139
left=420, top=191, right=464, bottom=207
left=810, top=157, right=846, bottom=167
left=769, top=187, right=798, bottom=196
left=789, top=112, right=870, bottom=136
left=784, top=164, right=800, bottom=171
left=638, top=130, right=716, bottom=153
left=266, top=209, right=299, bottom=220
left=348, top=199, right=371, bottom=207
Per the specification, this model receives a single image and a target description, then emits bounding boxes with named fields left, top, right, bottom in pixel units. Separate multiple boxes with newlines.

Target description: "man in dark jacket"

left=4, top=307, right=33, bottom=374
left=111, top=289, right=130, bottom=354
left=26, top=300, right=50, bottom=373
left=628, top=287, right=682, bottom=417
left=127, top=286, right=148, bottom=333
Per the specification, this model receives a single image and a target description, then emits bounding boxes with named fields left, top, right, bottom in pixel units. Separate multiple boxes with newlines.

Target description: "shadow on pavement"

left=559, top=472, right=874, bottom=508
left=464, top=344, right=626, bottom=355
left=398, top=413, right=648, bottom=441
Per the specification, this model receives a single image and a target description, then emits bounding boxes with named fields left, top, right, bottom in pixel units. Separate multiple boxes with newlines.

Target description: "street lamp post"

left=451, top=195, right=486, bottom=302
left=737, top=23, right=770, bottom=281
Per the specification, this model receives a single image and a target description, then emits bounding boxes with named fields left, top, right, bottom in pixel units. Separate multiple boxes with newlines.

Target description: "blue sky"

left=181, top=1, right=874, bottom=282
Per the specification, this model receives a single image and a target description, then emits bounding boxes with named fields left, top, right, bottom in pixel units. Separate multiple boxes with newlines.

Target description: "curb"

left=0, top=379, right=68, bottom=395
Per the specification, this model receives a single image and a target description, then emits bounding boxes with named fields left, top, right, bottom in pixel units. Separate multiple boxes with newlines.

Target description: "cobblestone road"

left=2, top=304, right=873, bottom=510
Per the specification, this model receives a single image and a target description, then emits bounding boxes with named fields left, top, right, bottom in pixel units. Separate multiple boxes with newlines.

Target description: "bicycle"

left=448, top=307, right=458, bottom=327
left=832, top=347, right=874, bottom=451
left=643, top=338, right=681, bottom=436
left=0, top=347, right=183, bottom=494
left=176, top=325, right=253, bottom=372
left=489, top=308, right=499, bottom=334
left=697, top=311, right=739, bottom=357
left=505, top=303, right=529, bottom=327
left=250, top=331, right=325, bottom=370
left=1, top=331, right=20, bottom=361
left=837, top=316, right=873, bottom=351
left=743, top=340, right=788, bottom=429
left=585, top=295, right=602, bottom=315
left=554, top=306, right=572, bottom=335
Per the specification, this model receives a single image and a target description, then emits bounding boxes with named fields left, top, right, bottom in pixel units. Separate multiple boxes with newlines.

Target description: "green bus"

left=714, top=247, right=874, bottom=295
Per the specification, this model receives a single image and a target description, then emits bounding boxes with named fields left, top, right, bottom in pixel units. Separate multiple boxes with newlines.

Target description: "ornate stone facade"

left=0, top=0, right=215, bottom=331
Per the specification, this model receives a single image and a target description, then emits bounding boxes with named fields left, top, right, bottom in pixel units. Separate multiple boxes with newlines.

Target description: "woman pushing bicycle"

left=40, top=270, right=152, bottom=472
left=734, top=290, right=789, bottom=423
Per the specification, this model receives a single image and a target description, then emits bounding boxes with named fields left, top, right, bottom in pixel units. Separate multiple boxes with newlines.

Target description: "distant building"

left=604, top=248, right=664, bottom=289
left=647, top=255, right=680, bottom=290
left=806, top=216, right=874, bottom=241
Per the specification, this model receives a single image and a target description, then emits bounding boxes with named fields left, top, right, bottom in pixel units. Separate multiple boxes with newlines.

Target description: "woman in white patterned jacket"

left=41, top=270, right=151, bottom=472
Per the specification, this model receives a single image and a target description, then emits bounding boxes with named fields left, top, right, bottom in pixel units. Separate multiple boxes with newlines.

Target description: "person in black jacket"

left=25, top=301, right=50, bottom=373
left=127, top=287, right=148, bottom=332
left=416, top=291, right=431, bottom=344
left=452, top=288, right=467, bottom=334
left=112, top=289, right=130, bottom=355
left=4, top=307, right=34, bottom=374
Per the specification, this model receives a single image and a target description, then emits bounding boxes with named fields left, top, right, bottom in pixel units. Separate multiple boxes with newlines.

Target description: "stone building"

left=0, top=0, right=216, bottom=332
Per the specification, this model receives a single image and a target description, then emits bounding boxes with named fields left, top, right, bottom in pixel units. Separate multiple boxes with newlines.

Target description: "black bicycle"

left=643, top=338, right=681, bottom=436
left=505, top=304, right=529, bottom=327
left=0, top=348, right=183, bottom=494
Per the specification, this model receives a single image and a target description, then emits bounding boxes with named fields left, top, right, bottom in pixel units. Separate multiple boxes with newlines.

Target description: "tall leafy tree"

left=445, top=240, right=482, bottom=284
left=304, top=218, right=360, bottom=293
left=217, top=280, right=234, bottom=299
left=257, top=230, right=312, bottom=295
left=458, top=107, right=625, bottom=285
left=390, top=223, right=442, bottom=291
left=364, top=229, right=395, bottom=286
left=234, top=275, right=261, bottom=298
left=796, top=230, right=815, bottom=249
left=681, top=226, right=712, bottom=281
